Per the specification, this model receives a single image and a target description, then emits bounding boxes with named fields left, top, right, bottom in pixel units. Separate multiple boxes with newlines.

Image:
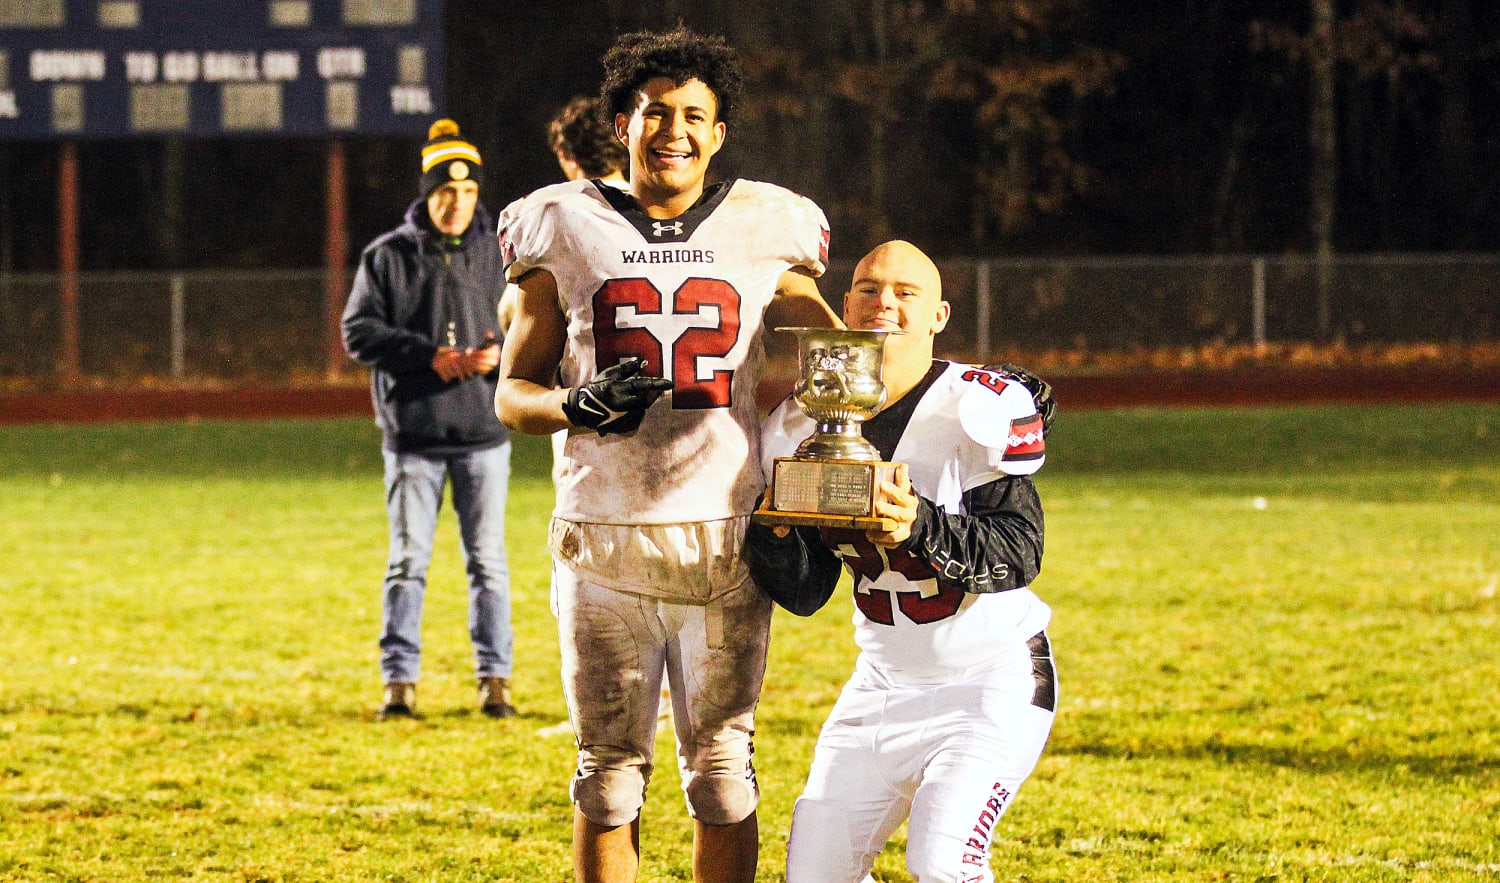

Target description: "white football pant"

left=786, top=639, right=1055, bottom=883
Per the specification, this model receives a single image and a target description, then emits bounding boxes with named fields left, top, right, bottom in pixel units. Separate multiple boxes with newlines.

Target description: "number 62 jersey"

left=497, top=178, right=829, bottom=525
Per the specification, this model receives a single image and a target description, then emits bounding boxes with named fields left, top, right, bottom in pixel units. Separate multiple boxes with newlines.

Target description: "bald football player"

left=749, top=240, right=1057, bottom=883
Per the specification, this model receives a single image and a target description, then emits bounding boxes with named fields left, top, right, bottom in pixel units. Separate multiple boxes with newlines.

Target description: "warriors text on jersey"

left=760, top=360, right=1049, bottom=679
left=498, top=178, right=829, bottom=525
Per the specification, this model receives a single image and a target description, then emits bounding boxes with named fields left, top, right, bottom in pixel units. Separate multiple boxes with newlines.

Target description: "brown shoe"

left=378, top=682, right=416, bottom=720
left=478, top=676, right=517, bottom=719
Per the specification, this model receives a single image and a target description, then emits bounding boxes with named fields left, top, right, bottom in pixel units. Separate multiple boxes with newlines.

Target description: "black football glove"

left=562, top=356, right=674, bottom=436
left=986, top=363, right=1056, bottom=437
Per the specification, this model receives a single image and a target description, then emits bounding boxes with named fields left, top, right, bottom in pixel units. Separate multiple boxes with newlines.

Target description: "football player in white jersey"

left=748, top=240, right=1058, bottom=883
left=493, top=27, right=840, bottom=883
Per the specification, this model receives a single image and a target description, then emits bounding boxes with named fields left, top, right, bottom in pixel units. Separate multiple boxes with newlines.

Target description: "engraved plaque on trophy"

left=752, top=328, right=900, bottom=531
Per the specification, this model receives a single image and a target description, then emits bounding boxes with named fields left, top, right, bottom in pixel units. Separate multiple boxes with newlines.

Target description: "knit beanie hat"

left=419, top=119, right=483, bottom=198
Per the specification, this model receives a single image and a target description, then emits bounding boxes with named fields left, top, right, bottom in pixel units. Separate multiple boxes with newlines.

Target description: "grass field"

left=1, top=402, right=1497, bottom=882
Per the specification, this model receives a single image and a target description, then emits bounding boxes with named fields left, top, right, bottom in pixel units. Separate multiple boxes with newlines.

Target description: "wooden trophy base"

left=751, top=457, right=898, bottom=532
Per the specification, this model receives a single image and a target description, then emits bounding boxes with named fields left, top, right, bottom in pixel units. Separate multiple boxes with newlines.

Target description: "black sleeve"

left=900, top=474, right=1044, bottom=594
left=743, top=519, right=844, bottom=616
left=341, top=247, right=440, bottom=375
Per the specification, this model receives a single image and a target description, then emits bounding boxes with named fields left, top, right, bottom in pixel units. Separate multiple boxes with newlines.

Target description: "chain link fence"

left=3, top=253, right=1497, bottom=383
left=0, top=270, right=343, bottom=382
left=824, top=252, right=1500, bottom=358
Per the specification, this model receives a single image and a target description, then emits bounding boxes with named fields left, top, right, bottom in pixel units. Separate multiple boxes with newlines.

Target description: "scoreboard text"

left=0, top=0, right=443, bottom=139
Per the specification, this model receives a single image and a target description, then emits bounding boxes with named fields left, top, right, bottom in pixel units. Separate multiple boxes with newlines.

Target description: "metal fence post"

left=324, top=138, right=348, bottom=379
left=975, top=259, right=991, bottom=358
left=58, top=141, right=81, bottom=381
left=1251, top=256, right=1266, bottom=354
left=170, top=273, right=186, bottom=379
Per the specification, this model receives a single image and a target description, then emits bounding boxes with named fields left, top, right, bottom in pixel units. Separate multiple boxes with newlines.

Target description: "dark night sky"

left=4, top=0, right=1499, bottom=272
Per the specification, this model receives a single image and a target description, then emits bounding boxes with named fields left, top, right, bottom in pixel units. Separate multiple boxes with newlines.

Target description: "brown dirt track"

left=1, top=364, right=1497, bottom=426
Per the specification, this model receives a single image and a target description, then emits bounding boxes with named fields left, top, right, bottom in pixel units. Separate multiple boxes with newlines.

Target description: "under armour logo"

left=651, top=221, right=683, bottom=237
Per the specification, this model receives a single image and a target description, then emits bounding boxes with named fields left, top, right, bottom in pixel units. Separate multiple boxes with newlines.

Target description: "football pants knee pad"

left=785, top=796, right=876, bottom=883
left=570, top=764, right=649, bottom=828
left=682, top=763, right=759, bottom=826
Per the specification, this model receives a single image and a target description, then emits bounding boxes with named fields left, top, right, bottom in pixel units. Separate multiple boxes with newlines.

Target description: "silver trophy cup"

left=753, top=328, right=900, bottom=529
left=788, top=328, right=892, bottom=461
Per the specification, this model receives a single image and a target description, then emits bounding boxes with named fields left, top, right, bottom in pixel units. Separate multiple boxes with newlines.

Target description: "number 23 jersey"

left=497, top=178, right=829, bottom=525
left=760, top=361, right=1051, bottom=678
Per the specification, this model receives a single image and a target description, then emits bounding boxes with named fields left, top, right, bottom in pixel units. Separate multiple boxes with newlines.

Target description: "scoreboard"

left=0, top=0, right=443, bottom=139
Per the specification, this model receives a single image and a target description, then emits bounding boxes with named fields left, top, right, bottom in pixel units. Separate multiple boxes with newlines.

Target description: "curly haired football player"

left=493, top=25, right=840, bottom=883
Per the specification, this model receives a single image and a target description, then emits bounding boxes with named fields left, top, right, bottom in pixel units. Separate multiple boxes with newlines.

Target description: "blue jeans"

left=380, top=442, right=512, bottom=684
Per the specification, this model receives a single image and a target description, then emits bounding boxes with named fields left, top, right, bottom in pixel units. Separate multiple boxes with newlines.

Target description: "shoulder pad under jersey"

left=955, top=367, right=1046, bottom=475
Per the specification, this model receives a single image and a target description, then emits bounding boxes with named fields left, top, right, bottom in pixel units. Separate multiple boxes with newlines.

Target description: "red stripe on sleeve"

left=1004, top=414, right=1046, bottom=459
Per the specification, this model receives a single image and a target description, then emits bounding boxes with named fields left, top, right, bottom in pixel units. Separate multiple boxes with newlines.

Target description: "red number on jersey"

left=594, top=278, right=742, bottom=409
left=594, top=278, right=664, bottom=379
left=960, top=368, right=1007, bottom=396
left=820, top=529, right=966, bottom=625
left=673, top=278, right=740, bottom=409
